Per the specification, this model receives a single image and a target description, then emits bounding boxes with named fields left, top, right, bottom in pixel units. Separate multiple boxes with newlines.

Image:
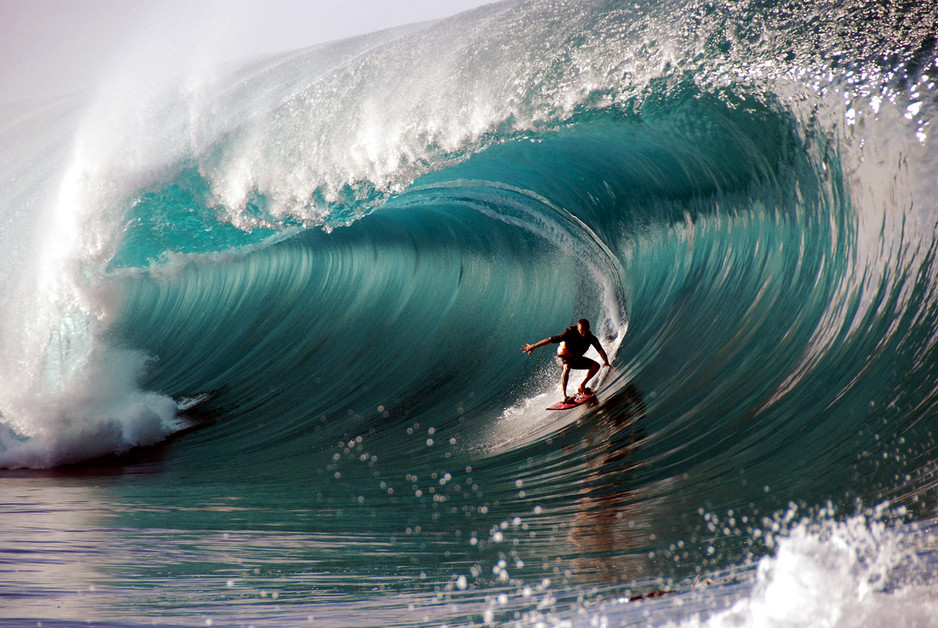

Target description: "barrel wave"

left=1, top=0, right=938, bottom=625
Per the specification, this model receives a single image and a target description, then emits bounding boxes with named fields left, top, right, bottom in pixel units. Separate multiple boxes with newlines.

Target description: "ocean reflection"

left=0, top=477, right=114, bottom=621
left=556, top=384, right=662, bottom=588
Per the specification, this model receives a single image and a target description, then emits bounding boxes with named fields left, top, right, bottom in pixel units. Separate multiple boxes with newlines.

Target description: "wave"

left=1, top=0, right=937, bottom=623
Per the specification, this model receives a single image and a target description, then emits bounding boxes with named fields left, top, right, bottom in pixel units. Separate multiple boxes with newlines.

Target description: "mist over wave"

left=1, top=0, right=937, bottom=625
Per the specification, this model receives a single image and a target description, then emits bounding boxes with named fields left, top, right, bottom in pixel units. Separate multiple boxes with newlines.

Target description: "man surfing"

left=522, top=318, right=610, bottom=403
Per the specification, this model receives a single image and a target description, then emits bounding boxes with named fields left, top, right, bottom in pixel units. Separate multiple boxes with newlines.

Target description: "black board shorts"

left=556, top=355, right=597, bottom=370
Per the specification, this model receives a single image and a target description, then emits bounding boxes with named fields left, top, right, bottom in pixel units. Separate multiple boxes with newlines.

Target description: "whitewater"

left=1, top=0, right=938, bottom=625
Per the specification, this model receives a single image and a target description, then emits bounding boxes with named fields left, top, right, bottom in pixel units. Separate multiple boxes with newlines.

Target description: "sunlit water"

left=2, top=0, right=938, bottom=625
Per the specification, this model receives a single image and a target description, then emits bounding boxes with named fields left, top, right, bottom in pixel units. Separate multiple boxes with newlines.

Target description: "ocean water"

left=2, top=0, right=938, bottom=625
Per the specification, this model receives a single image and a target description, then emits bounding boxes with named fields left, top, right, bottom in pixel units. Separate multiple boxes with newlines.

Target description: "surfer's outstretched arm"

left=521, top=338, right=554, bottom=354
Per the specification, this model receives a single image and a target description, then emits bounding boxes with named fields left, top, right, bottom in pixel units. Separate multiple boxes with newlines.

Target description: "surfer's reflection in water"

left=556, top=383, right=662, bottom=594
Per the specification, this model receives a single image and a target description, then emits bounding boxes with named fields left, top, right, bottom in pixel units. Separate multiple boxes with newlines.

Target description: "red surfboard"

left=547, top=392, right=594, bottom=410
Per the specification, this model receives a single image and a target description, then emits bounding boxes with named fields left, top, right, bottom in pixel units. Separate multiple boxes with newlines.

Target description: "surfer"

left=522, top=318, right=610, bottom=402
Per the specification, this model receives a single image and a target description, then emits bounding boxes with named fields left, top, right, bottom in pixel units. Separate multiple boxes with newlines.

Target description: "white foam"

left=0, top=99, right=182, bottom=468
left=679, top=509, right=938, bottom=628
left=0, top=347, right=179, bottom=468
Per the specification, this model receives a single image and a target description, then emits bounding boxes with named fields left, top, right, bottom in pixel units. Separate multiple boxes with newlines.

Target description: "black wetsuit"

left=550, top=326, right=602, bottom=370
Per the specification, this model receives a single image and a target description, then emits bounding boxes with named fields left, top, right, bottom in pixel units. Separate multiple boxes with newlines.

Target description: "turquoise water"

left=2, top=0, right=938, bottom=625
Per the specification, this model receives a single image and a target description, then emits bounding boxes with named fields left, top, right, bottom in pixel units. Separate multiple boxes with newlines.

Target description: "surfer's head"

left=577, top=319, right=590, bottom=335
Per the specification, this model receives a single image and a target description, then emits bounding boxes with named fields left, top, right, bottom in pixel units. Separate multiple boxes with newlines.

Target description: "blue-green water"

left=2, top=0, right=938, bottom=625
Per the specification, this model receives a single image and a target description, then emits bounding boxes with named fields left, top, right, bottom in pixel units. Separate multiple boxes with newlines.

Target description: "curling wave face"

left=1, top=0, right=937, bottom=624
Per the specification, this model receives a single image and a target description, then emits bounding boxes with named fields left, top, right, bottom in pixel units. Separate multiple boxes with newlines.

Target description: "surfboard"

left=546, top=392, right=594, bottom=410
